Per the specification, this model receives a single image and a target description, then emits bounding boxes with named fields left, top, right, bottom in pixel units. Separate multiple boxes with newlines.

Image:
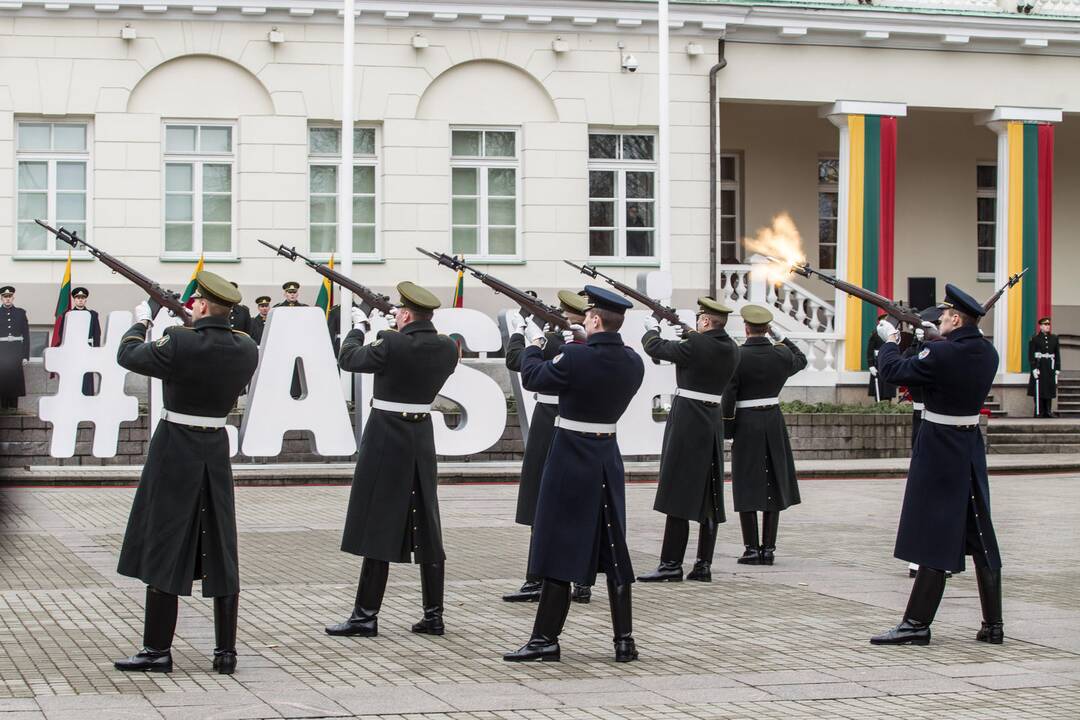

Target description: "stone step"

left=987, top=433, right=1080, bottom=444
left=987, top=423, right=1080, bottom=434
left=988, top=443, right=1080, bottom=454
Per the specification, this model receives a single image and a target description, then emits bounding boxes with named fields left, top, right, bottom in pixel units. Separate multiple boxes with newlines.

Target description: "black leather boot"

left=686, top=521, right=717, bottom=581
left=326, top=558, right=388, bottom=637
left=571, top=584, right=592, bottom=603
left=637, top=516, right=687, bottom=582
left=871, top=567, right=947, bottom=646
left=607, top=577, right=638, bottom=662
left=212, top=594, right=239, bottom=674
left=115, top=586, right=177, bottom=673
left=761, top=511, right=779, bottom=565
left=737, top=512, right=761, bottom=564
left=503, top=578, right=542, bottom=603
left=412, top=562, right=445, bottom=636
left=975, top=566, right=1004, bottom=644
left=504, top=579, right=570, bottom=662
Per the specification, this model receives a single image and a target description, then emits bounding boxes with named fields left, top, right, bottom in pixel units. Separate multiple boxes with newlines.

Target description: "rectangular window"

left=719, top=154, right=741, bottom=264
left=450, top=128, right=519, bottom=258
left=163, top=123, right=235, bottom=256
left=308, top=126, right=379, bottom=258
left=976, top=163, right=997, bottom=278
left=817, top=158, right=839, bottom=271
left=15, top=121, right=90, bottom=254
left=588, top=132, right=656, bottom=261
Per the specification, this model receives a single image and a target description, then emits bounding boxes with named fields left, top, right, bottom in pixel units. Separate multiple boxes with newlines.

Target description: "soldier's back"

left=372, top=325, right=458, bottom=403
left=160, top=322, right=259, bottom=416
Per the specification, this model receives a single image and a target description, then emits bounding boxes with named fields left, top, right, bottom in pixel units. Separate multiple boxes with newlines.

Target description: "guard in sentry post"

left=870, top=284, right=1003, bottom=647
left=721, top=304, right=807, bottom=566
left=113, top=271, right=259, bottom=675
left=1028, top=316, right=1061, bottom=418
left=503, top=290, right=594, bottom=604
left=636, top=297, right=739, bottom=583
left=326, top=282, right=459, bottom=639
left=504, top=285, right=644, bottom=663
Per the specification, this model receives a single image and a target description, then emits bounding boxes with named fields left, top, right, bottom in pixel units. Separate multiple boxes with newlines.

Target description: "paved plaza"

left=1, top=473, right=1079, bottom=719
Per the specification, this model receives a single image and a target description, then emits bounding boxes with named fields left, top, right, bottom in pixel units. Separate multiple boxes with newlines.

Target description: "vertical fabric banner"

left=844, top=115, right=898, bottom=371
left=1005, top=121, right=1054, bottom=373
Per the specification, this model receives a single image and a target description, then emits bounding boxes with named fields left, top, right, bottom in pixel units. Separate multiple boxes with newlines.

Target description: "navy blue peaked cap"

left=939, top=283, right=985, bottom=318
left=918, top=306, right=943, bottom=324
left=584, top=284, right=633, bottom=314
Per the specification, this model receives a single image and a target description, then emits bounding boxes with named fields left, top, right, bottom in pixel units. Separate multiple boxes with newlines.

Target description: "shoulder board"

left=231, top=329, right=251, bottom=337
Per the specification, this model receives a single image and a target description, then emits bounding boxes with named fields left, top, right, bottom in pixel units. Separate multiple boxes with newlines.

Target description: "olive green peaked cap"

left=557, top=289, right=590, bottom=314
left=195, top=270, right=242, bottom=306
left=697, top=296, right=733, bottom=315
left=397, top=281, right=441, bottom=311
left=740, top=304, right=774, bottom=325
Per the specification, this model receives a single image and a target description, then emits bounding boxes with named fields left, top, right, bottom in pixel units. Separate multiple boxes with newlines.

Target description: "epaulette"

left=231, top=329, right=251, bottom=337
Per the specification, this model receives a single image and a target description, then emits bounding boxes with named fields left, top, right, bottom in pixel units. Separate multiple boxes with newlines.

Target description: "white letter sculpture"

left=40, top=310, right=139, bottom=457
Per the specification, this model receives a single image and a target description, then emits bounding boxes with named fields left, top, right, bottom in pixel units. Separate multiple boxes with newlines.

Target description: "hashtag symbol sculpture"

left=39, top=311, right=139, bottom=457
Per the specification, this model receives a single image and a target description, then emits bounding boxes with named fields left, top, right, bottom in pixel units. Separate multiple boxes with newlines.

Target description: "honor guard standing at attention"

left=721, top=305, right=807, bottom=566
left=327, top=282, right=458, bottom=639
left=504, top=285, right=644, bottom=664
left=503, top=290, right=594, bottom=604
left=1028, top=317, right=1061, bottom=418
left=56, top=287, right=102, bottom=396
left=249, top=296, right=271, bottom=344
left=637, top=297, right=739, bottom=583
left=113, top=271, right=259, bottom=674
left=227, top=282, right=252, bottom=334
left=0, top=286, right=30, bottom=410
left=866, top=313, right=897, bottom=403
left=870, top=284, right=1003, bottom=646
left=275, top=281, right=307, bottom=398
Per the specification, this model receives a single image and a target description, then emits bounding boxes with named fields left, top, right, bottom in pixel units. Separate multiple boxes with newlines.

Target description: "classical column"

left=820, top=101, right=906, bottom=373
left=977, top=107, right=1061, bottom=377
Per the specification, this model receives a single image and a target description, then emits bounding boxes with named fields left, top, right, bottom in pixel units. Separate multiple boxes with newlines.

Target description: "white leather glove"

left=134, top=301, right=152, bottom=325
left=563, top=323, right=585, bottom=344
left=768, top=326, right=786, bottom=343
left=642, top=315, right=660, bottom=333
left=869, top=366, right=878, bottom=377
left=524, top=320, right=545, bottom=345
left=673, top=324, right=686, bottom=339
left=1033, top=369, right=1040, bottom=379
left=914, top=328, right=925, bottom=343
left=876, top=319, right=899, bottom=344
left=350, top=307, right=368, bottom=329
left=506, top=310, right=527, bottom=336
left=385, top=307, right=398, bottom=329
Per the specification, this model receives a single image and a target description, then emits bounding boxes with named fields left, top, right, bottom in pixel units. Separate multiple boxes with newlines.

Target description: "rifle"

left=258, top=240, right=394, bottom=313
left=416, top=248, right=574, bottom=333
left=982, top=268, right=1028, bottom=314
left=35, top=219, right=192, bottom=326
left=773, top=257, right=942, bottom=342
left=563, top=260, right=689, bottom=331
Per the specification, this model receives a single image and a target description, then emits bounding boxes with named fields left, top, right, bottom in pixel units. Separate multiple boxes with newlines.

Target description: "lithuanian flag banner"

left=1005, top=121, right=1054, bottom=373
left=49, top=252, right=72, bottom=347
left=844, top=115, right=897, bottom=371
left=452, top=257, right=464, bottom=308
left=316, top=254, right=334, bottom=319
left=180, top=254, right=205, bottom=307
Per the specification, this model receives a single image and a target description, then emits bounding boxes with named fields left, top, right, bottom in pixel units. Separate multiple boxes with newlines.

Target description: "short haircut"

left=405, top=305, right=433, bottom=322
left=702, top=312, right=728, bottom=329
left=589, top=307, right=624, bottom=332
left=203, top=298, right=231, bottom=318
left=745, top=321, right=770, bottom=336
left=944, top=308, right=978, bottom=327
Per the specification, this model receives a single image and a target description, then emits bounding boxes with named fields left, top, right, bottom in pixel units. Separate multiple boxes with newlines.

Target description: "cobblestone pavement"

left=1, top=474, right=1079, bottom=719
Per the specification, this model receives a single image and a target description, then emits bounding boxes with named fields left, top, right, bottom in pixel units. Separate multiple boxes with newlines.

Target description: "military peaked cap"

left=697, top=296, right=733, bottom=315
left=194, top=271, right=242, bottom=306
left=282, top=281, right=300, bottom=292
left=558, top=289, right=590, bottom=315
left=255, top=295, right=272, bottom=305
left=71, top=287, right=89, bottom=299
left=397, top=281, right=441, bottom=311
left=918, top=306, right=943, bottom=324
left=740, top=304, right=773, bottom=325
left=938, top=283, right=985, bottom=318
left=0, top=286, right=14, bottom=295
left=1038, top=316, right=1052, bottom=324
left=584, top=285, right=632, bottom=314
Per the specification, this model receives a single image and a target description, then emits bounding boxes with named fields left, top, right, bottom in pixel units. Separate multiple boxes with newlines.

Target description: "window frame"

left=718, top=152, right=742, bottom=265
left=587, top=130, right=658, bottom=264
left=817, top=156, right=840, bottom=274
left=160, top=121, right=238, bottom=260
left=449, top=126, right=522, bottom=261
left=976, top=161, right=997, bottom=282
left=14, top=120, right=93, bottom=259
left=306, top=124, right=381, bottom=262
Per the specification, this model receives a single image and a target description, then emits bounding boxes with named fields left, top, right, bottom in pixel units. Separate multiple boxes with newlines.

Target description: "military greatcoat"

left=0, top=304, right=30, bottom=401
left=338, top=320, right=458, bottom=563
left=1027, top=332, right=1061, bottom=399
left=505, top=330, right=565, bottom=526
left=642, top=327, right=739, bottom=523
left=721, top=337, right=807, bottom=513
left=116, top=316, right=259, bottom=597
left=878, top=325, right=1001, bottom=573
left=521, top=332, right=644, bottom=586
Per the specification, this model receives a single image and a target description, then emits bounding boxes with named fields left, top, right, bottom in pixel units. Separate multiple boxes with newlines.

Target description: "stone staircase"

left=1058, top=373, right=1080, bottom=418
left=983, top=393, right=1006, bottom=417
left=987, top=418, right=1080, bottom=454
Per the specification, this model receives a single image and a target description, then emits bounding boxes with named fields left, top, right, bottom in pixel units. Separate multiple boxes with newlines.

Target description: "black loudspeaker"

left=908, top=277, right=936, bottom=312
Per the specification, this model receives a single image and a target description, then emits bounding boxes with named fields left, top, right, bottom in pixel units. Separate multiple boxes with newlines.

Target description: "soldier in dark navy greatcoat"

left=637, top=297, right=739, bottom=583
left=1027, top=317, right=1062, bottom=418
left=504, top=285, right=644, bottom=663
left=0, top=286, right=30, bottom=409
left=870, top=284, right=1003, bottom=646
left=326, top=282, right=459, bottom=639
left=113, top=271, right=259, bottom=675
left=502, top=290, right=593, bottom=604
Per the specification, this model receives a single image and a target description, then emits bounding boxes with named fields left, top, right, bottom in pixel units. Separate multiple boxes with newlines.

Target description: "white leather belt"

left=161, top=409, right=228, bottom=428
left=535, top=393, right=559, bottom=405
left=923, top=410, right=980, bottom=427
left=555, top=417, right=617, bottom=434
left=371, top=399, right=432, bottom=414
left=912, top=402, right=925, bottom=412
left=674, top=388, right=724, bottom=403
left=1034, top=352, right=1056, bottom=369
left=0, top=336, right=23, bottom=342
left=735, top=397, right=780, bottom=409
